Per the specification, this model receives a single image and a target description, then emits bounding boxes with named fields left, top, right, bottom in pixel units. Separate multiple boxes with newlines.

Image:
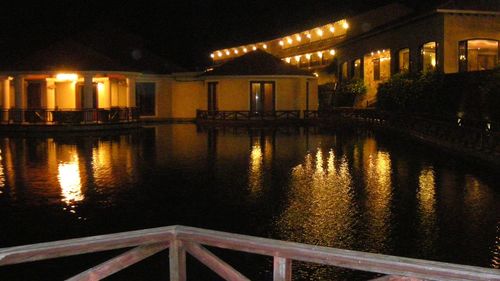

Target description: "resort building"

left=211, top=0, right=500, bottom=107
left=0, top=0, right=498, bottom=128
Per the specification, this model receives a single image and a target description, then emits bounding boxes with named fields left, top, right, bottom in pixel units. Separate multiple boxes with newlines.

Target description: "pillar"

left=13, top=75, right=25, bottom=122
left=83, top=74, right=94, bottom=109
left=2, top=78, right=11, bottom=122
left=126, top=77, right=136, bottom=108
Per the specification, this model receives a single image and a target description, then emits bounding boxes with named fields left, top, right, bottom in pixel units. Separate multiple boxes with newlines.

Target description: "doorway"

left=250, top=81, right=275, bottom=112
left=27, top=82, right=42, bottom=109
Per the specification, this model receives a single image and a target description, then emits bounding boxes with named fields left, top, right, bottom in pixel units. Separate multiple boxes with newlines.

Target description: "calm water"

left=0, top=124, right=498, bottom=280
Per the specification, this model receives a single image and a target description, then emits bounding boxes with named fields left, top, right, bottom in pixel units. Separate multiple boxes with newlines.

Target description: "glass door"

left=250, top=82, right=275, bottom=112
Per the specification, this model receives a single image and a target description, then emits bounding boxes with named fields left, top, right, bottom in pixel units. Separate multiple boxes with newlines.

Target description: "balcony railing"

left=0, top=225, right=498, bottom=281
left=196, top=110, right=301, bottom=121
left=0, top=108, right=139, bottom=125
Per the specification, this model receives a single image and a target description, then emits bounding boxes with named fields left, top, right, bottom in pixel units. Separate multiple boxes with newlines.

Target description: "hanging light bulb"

left=217, top=51, right=223, bottom=57
left=342, top=20, right=349, bottom=29
left=234, top=49, right=239, bottom=54
left=285, top=57, right=291, bottom=63
left=329, top=25, right=335, bottom=33
left=279, top=40, right=284, bottom=46
left=287, top=37, right=293, bottom=44
left=316, top=29, right=323, bottom=37
left=243, top=47, right=248, bottom=53
left=329, top=49, right=336, bottom=56
left=295, top=55, right=301, bottom=62
left=225, top=50, right=230, bottom=55
left=317, top=51, right=323, bottom=58
left=210, top=53, right=215, bottom=58
left=263, top=44, right=267, bottom=49
left=296, top=35, right=302, bottom=42
left=252, top=46, right=257, bottom=51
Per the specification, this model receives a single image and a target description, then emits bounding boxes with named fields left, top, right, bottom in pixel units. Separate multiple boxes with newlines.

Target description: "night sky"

left=0, top=0, right=440, bottom=70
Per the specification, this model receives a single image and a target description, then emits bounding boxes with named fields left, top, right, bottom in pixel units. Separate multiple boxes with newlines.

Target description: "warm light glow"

left=285, top=57, right=291, bottom=63
left=306, top=32, right=311, bottom=39
left=58, top=153, right=83, bottom=204
left=243, top=47, right=248, bottom=53
left=316, top=29, right=323, bottom=37
left=287, top=37, right=293, bottom=44
left=0, top=149, right=4, bottom=189
left=225, top=50, right=230, bottom=55
left=342, top=20, right=349, bottom=29
left=252, top=46, right=257, bottom=51
left=317, top=51, right=323, bottom=58
left=296, top=35, right=302, bottom=42
left=313, top=72, right=319, bottom=77
left=262, top=44, right=267, bottom=49
left=305, top=54, right=311, bottom=60
left=431, top=58, right=436, bottom=67
left=217, top=51, right=222, bottom=57
left=97, top=82, right=105, bottom=92
left=295, top=55, right=301, bottom=62
left=329, top=49, right=336, bottom=56
left=329, top=26, right=335, bottom=33
left=55, top=73, right=78, bottom=82
left=234, top=49, right=239, bottom=54
left=210, top=53, right=215, bottom=58
left=279, top=40, right=284, bottom=46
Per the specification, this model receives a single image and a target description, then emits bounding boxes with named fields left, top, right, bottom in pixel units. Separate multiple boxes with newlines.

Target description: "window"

left=207, top=82, right=218, bottom=111
left=373, top=58, right=381, bottom=81
left=136, top=82, right=156, bottom=116
left=459, top=39, right=499, bottom=72
left=398, top=48, right=410, bottom=73
left=352, top=59, right=362, bottom=79
left=420, top=42, right=437, bottom=73
left=341, top=61, right=348, bottom=81
left=250, top=82, right=275, bottom=112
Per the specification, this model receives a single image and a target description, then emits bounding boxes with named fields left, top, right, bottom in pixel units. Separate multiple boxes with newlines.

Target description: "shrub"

left=332, top=79, right=367, bottom=107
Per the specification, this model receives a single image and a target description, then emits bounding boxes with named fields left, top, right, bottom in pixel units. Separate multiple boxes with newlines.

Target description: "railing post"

left=169, top=239, right=186, bottom=281
left=273, top=256, right=292, bottom=281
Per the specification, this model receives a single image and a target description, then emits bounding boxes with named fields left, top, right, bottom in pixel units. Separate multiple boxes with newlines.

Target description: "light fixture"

left=97, top=82, right=105, bottom=92
left=306, top=32, right=311, bottom=39
left=329, top=49, right=336, bottom=56
left=305, top=54, right=311, bottom=60
left=313, top=72, right=319, bottom=77
left=218, top=51, right=223, bottom=57
left=279, top=40, right=284, bottom=46
left=285, top=57, right=291, bottom=63
left=317, top=51, right=323, bottom=58
left=263, top=44, right=267, bottom=49
left=342, top=20, right=349, bottom=29
left=210, top=53, right=215, bottom=58
left=252, top=46, right=257, bottom=51
left=329, top=26, right=335, bottom=33
left=243, top=47, right=248, bottom=53
left=296, top=35, right=302, bottom=42
left=55, top=73, right=78, bottom=82
left=225, top=50, right=230, bottom=55
left=316, top=29, right=323, bottom=37
left=287, top=37, right=293, bottom=44
left=234, top=49, right=238, bottom=54
left=295, top=55, right=301, bottom=62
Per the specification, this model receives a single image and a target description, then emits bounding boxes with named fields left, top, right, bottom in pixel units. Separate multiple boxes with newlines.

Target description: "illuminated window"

left=459, top=39, right=499, bottom=72
left=373, top=58, right=381, bottom=81
left=420, top=42, right=437, bottom=73
left=398, top=48, right=410, bottom=73
left=352, top=59, right=362, bottom=79
left=136, top=82, right=156, bottom=116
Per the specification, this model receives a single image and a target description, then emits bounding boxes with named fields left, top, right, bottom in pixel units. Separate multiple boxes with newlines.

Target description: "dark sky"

left=0, top=0, right=439, bottom=69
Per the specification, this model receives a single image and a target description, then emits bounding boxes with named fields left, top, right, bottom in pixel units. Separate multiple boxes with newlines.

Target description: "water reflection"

left=492, top=222, right=500, bottom=269
left=0, top=149, right=5, bottom=191
left=277, top=148, right=356, bottom=248
left=57, top=146, right=83, bottom=205
left=249, top=143, right=263, bottom=195
left=364, top=146, right=393, bottom=252
left=417, top=166, right=438, bottom=254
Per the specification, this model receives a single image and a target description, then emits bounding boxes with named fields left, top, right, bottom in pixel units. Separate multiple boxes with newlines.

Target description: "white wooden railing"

left=0, top=225, right=499, bottom=281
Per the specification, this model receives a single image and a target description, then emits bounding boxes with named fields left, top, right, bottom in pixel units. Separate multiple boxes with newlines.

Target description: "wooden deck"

left=0, top=225, right=498, bottom=281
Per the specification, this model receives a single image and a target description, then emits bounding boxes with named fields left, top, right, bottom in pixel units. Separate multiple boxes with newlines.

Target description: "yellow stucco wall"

left=170, top=80, right=205, bottom=119
left=55, top=82, right=76, bottom=109
left=443, top=14, right=500, bottom=73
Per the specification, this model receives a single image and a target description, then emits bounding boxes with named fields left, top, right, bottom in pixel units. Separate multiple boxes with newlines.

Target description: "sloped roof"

left=7, top=28, right=184, bottom=74
left=12, top=40, right=125, bottom=72
left=438, top=0, right=500, bottom=11
left=202, top=50, right=314, bottom=77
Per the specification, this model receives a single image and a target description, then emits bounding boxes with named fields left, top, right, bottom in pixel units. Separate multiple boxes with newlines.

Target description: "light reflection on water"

left=0, top=125, right=498, bottom=281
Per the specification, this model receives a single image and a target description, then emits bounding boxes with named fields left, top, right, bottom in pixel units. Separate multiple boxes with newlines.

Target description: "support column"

left=1, top=78, right=11, bottom=122
left=83, top=74, right=94, bottom=122
left=13, top=75, right=25, bottom=122
left=126, top=77, right=136, bottom=108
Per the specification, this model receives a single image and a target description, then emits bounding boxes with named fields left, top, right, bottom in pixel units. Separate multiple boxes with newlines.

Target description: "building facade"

left=211, top=1, right=500, bottom=107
